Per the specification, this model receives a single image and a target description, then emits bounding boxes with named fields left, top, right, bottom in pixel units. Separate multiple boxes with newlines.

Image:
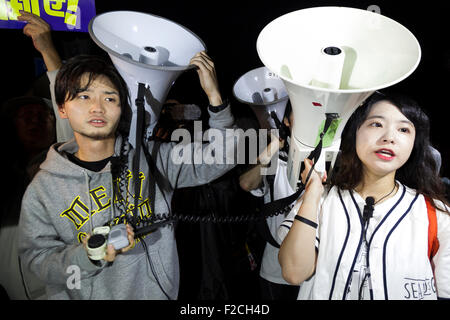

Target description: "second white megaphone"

left=257, top=6, right=421, bottom=189
left=233, top=66, right=289, bottom=129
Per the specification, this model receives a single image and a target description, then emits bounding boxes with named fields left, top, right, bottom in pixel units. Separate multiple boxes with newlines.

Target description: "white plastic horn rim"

left=88, top=10, right=207, bottom=72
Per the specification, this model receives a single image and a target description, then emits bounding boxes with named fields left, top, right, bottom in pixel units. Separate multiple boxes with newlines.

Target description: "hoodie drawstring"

left=83, top=171, right=93, bottom=233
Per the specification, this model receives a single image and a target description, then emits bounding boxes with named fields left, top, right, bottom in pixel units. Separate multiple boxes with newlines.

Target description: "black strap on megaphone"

left=130, top=82, right=146, bottom=228
left=270, top=111, right=290, bottom=142
left=303, top=112, right=338, bottom=183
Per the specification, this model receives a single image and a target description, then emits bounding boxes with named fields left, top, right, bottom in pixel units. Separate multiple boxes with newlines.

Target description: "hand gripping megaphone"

left=88, top=11, right=206, bottom=146
left=257, top=6, right=421, bottom=189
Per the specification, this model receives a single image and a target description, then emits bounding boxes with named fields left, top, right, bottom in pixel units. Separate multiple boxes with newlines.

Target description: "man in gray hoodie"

left=18, top=50, right=237, bottom=299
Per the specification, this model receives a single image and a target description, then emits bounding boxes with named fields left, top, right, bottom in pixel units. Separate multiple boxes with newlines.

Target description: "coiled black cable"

left=131, top=200, right=296, bottom=238
left=107, top=113, right=338, bottom=239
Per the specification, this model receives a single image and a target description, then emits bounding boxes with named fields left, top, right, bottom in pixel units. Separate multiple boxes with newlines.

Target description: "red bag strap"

left=425, top=197, right=440, bottom=260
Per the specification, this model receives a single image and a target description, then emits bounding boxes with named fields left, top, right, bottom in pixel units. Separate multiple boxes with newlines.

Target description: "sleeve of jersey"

left=434, top=204, right=450, bottom=299
left=277, top=198, right=320, bottom=250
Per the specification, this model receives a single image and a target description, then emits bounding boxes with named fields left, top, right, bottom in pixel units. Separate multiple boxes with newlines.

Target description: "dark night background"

left=1, top=0, right=449, bottom=307
left=1, top=0, right=449, bottom=177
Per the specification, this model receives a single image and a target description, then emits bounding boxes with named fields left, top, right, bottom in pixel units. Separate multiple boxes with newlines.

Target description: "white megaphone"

left=233, top=66, right=289, bottom=129
left=257, top=6, right=421, bottom=189
left=89, top=11, right=206, bottom=146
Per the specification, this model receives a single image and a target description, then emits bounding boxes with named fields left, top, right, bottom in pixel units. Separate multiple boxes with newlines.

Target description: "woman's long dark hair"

left=330, top=91, right=449, bottom=210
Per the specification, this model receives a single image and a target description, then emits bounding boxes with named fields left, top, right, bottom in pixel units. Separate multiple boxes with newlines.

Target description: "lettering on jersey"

left=403, top=277, right=436, bottom=299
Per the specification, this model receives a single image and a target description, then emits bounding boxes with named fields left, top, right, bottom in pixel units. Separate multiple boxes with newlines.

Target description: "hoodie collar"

left=39, top=135, right=125, bottom=175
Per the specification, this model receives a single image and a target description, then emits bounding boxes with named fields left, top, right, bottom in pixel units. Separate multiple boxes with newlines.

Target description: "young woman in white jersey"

left=278, top=92, right=450, bottom=300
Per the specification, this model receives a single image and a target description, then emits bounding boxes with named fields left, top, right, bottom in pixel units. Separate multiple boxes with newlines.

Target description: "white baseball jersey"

left=279, top=182, right=450, bottom=300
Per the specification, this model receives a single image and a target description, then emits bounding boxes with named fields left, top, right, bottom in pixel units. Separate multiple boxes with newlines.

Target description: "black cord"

left=105, top=106, right=336, bottom=301
left=108, top=113, right=338, bottom=238
left=139, top=236, right=172, bottom=300
left=18, top=256, right=31, bottom=300
left=358, top=198, right=375, bottom=300
left=357, top=239, right=373, bottom=300
left=358, top=271, right=369, bottom=299
left=129, top=113, right=334, bottom=237
left=109, top=86, right=174, bottom=300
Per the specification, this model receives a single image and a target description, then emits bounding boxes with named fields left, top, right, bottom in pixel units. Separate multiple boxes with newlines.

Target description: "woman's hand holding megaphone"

left=301, top=158, right=327, bottom=194
left=190, top=51, right=223, bottom=107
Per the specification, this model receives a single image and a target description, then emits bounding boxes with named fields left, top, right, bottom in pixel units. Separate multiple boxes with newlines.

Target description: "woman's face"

left=356, top=100, right=416, bottom=178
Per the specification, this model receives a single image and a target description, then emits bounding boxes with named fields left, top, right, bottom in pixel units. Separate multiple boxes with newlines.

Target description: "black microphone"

left=363, top=196, right=375, bottom=225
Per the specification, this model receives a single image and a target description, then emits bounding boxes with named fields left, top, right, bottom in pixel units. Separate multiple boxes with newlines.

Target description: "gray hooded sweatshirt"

left=18, top=104, right=237, bottom=300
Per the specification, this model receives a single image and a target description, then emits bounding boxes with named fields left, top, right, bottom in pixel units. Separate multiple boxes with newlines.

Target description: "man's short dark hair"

left=55, top=54, right=131, bottom=136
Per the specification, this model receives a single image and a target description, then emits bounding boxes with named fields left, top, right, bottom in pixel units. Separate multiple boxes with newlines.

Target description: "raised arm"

left=18, top=11, right=62, bottom=71
left=18, top=11, right=73, bottom=142
left=153, top=52, right=239, bottom=189
left=239, top=132, right=281, bottom=192
left=189, top=51, right=222, bottom=106
left=278, top=158, right=325, bottom=284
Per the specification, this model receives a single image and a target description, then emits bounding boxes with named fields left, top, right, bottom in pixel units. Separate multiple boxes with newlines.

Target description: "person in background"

left=239, top=104, right=300, bottom=300
left=0, top=95, right=55, bottom=299
left=18, top=10, right=72, bottom=142
left=0, top=10, right=65, bottom=300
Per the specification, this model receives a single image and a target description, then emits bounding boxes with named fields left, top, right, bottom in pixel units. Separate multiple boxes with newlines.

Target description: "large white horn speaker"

left=233, top=66, right=289, bottom=129
left=257, top=6, right=421, bottom=189
left=89, top=11, right=206, bottom=145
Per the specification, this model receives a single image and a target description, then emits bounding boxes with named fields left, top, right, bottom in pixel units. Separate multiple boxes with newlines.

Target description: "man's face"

left=58, top=74, right=122, bottom=141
